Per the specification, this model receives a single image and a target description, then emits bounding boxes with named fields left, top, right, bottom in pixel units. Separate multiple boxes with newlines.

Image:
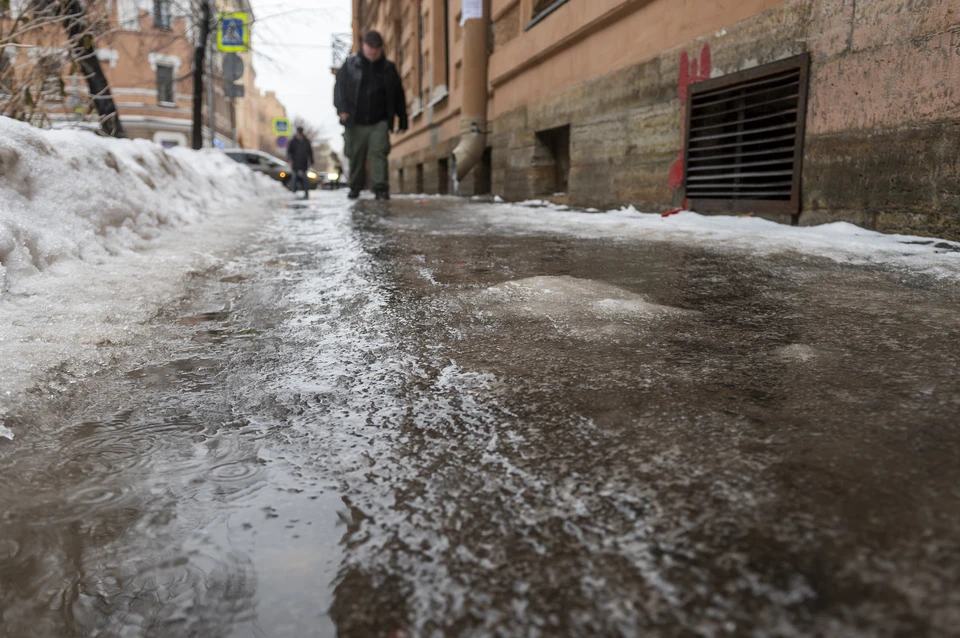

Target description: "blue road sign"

left=217, top=13, right=249, bottom=52
left=276, top=136, right=289, bottom=148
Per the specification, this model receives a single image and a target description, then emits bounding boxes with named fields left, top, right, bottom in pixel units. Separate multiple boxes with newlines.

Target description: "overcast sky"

left=248, top=0, right=351, bottom=153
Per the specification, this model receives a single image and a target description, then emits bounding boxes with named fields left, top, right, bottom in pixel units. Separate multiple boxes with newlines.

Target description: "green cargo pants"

left=345, top=120, right=390, bottom=194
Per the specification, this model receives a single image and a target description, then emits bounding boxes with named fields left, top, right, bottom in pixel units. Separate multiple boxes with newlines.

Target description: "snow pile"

left=469, top=201, right=960, bottom=279
left=0, top=118, right=285, bottom=412
left=0, top=117, right=284, bottom=295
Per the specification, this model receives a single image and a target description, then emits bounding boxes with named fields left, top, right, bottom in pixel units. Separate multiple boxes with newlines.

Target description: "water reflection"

left=0, top=271, right=343, bottom=636
left=0, top=405, right=259, bottom=637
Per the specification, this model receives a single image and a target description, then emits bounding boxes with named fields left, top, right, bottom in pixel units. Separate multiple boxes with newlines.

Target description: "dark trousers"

left=291, top=169, right=308, bottom=195
left=345, top=120, right=390, bottom=193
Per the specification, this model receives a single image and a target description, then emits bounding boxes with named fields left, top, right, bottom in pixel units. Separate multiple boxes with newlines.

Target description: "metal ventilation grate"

left=683, top=54, right=810, bottom=216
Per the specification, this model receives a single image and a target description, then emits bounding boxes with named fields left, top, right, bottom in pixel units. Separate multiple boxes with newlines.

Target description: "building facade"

left=355, top=0, right=960, bottom=238
left=255, top=90, right=287, bottom=157
left=2, top=0, right=287, bottom=151
left=103, top=0, right=234, bottom=147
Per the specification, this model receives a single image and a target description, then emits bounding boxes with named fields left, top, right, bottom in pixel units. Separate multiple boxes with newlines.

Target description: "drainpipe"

left=352, top=0, right=362, bottom=52
left=451, top=1, right=489, bottom=183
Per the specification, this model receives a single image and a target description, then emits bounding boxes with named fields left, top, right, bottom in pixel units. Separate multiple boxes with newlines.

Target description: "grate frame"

left=682, top=53, right=810, bottom=217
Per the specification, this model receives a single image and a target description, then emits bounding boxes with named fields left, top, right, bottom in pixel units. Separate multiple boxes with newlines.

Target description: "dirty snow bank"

left=0, top=118, right=285, bottom=429
left=0, top=117, right=283, bottom=295
left=469, top=201, right=960, bottom=279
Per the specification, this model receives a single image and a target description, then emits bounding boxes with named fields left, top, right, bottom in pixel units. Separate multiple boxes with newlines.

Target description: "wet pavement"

left=1, top=193, right=959, bottom=637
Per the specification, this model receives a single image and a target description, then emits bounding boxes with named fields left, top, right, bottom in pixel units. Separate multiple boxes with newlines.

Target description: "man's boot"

left=348, top=190, right=360, bottom=199
left=374, top=186, right=390, bottom=201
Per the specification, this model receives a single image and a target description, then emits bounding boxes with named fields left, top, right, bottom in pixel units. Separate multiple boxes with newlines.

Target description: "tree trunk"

left=59, top=0, right=125, bottom=138
left=192, top=0, right=212, bottom=150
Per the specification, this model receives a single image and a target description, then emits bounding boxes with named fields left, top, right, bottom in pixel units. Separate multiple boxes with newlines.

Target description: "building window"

left=683, top=54, right=810, bottom=217
left=440, top=0, right=449, bottom=89
left=417, top=0, right=424, bottom=107
left=154, top=131, right=187, bottom=148
left=0, top=54, right=13, bottom=96
left=528, top=0, right=569, bottom=29
left=156, top=64, right=175, bottom=105
left=423, top=51, right=430, bottom=92
left=38, top=55, right=63, bottom=97
left=153, top=0, right=171, bottom=30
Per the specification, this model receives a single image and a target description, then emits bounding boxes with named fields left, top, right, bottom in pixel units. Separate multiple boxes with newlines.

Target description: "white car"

left=223, top=149, right=319, bottom=190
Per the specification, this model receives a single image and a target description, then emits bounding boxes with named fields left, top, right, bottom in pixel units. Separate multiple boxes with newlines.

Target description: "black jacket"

left=334, top=53, right=408, bottom=131
left=287, top=136, right=314, bottom=170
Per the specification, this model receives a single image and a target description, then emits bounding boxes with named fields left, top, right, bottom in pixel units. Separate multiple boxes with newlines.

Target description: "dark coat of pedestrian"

left=287, top=132, right=314, bottom=171
left=334, top=29, right=408, bottom=200
left=287, top=128, right=314, bottom=198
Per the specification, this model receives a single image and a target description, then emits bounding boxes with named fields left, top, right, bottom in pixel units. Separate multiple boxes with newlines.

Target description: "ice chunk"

left=475, top=276, right=690, bottom=341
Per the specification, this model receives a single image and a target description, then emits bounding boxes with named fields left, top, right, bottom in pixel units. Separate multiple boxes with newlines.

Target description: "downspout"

left=352, top=0, right=362, bottom=53
left=451, top=1, right=489, bottom=185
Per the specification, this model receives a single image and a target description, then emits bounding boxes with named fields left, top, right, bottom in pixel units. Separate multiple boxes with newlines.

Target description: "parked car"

left=322, top=170, right=344, bottom=190
left=224, top=149, right=320, bottom=190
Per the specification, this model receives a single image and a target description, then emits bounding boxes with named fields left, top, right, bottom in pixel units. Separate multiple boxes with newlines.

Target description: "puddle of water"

left=0, top=244, right=345, bottom=637
left=179, top=309, right=232, bottom=325
left=126, top=357, right=220, bottom=391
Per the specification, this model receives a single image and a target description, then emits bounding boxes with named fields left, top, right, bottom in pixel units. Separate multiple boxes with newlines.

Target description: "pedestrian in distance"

left=287, top=126, right=314, bottom=200
left=334, top=29, right=408, bottom=201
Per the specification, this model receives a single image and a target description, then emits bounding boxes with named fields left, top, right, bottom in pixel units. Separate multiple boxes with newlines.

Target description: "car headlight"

left=327, top=172, right=339, bottom=181
left=307, top=171, right=318, bottom=179
left=279, top=171, right=287, bottom=178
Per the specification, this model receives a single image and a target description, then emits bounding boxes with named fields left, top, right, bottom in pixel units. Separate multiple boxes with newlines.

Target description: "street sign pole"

left=207, top=37, right=215, bottom=147
left=231, top=97, right=238, bottom=146
left=215, top=14, right=248, bottom=148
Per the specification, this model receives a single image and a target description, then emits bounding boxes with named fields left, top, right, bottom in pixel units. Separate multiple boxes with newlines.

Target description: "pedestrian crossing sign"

left=217, top=13, right=249, bottom=52
left=272, top=118, right=291, bottom=136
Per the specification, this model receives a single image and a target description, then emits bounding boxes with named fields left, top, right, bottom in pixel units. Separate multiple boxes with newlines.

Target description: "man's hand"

left=339, top=112, right=350, bottom=123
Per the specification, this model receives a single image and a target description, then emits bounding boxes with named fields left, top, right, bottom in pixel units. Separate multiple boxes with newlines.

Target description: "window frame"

left=526, top=0, right=569, bottom=31
left=682, top=53, right=810, bottom=217
left=416, top=0, right=424, bottom=106
left=153, top=0, right=172, bottom=31
left=156, top=63, right=176, bottom=106
left=38, top=54, right=63, bottom=98
left=0, top=53, right=13, bottom=96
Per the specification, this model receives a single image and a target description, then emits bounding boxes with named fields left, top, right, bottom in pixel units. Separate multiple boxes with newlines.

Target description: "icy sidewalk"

left=0, top=119, right=286, bottom=430
left=399, top=195, right=960, bottom=280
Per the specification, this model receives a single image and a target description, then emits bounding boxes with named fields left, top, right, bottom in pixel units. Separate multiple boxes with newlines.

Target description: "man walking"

left=334, top=30, right=408, bottom=201
left=287, top=126, right=314, bottom=199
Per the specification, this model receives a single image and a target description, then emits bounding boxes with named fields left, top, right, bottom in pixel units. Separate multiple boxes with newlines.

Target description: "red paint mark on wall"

left=668, top=44, right=712, bottom=192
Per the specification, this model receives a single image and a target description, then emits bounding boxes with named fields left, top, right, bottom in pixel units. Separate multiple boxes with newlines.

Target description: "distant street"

left=1, top=192, right=958, bottom=637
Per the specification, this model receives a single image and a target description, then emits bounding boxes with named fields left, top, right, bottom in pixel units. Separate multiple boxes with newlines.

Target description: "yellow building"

left=256, top=90, right=287, bottom=158
left=1, top=0, right=288, bottom=153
